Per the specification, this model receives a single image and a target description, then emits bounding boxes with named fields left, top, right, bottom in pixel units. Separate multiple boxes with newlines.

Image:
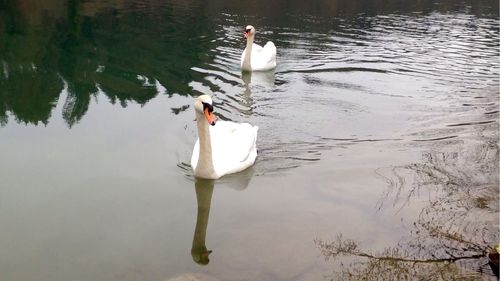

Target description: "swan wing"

left=251, top=41, right=276, bottom=71
left=263, top=41, right=277, bottom=60
left=252, top=43, right=264, bottom=52
left=210, top=121, right=258, bottom=176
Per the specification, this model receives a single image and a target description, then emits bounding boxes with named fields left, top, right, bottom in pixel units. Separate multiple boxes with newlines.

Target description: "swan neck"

left=242, top=36, right=254, bottom=71
left=246, top=35, right=254, bottom=48
left=195, top=114, right=215, bottom=177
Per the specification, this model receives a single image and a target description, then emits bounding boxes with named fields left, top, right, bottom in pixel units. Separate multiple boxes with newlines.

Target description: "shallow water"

left=0, top=1, right=499, bottom=280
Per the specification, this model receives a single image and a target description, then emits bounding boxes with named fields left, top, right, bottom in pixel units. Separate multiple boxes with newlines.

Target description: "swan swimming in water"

left=191, top=95, right=258, bottom=179
left=241, top=25, right=277, bottom=72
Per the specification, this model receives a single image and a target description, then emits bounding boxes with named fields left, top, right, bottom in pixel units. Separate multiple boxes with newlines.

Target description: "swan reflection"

left=191, top=178, right=215, bottom=265
left=238, top=70, right=275, bottom=116
left=191, top=170, right=254, bottom=265
left=241, top=70, right=276, bottom=89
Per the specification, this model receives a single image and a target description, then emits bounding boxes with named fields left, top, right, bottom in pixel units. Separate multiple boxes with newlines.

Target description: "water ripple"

left=186, top=11, right=499, bottom=174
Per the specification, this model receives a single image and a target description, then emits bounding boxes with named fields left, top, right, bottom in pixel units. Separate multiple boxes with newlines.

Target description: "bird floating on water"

left=241, top=25, right=277, bottom=72
left=191, top=95, right=258, bottom=179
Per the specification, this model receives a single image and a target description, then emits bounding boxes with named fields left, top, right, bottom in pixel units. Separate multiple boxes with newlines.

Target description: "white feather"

left=190, top=95, right=258, bottom=179
left=191, top=121, right=258, bottom=178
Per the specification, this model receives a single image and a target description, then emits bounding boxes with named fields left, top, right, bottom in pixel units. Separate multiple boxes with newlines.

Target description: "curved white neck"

left=242, top=35, right=254, bottom=71
left=195, top=112, right=215, bottom=178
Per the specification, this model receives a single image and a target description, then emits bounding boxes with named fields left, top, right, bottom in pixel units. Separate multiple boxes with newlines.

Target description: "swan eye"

left=245, top=28, right=251, bottom=33
left=202, top=102, right=213, bottom=113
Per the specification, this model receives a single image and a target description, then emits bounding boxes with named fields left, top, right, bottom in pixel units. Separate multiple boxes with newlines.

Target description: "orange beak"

left=244, top=31, right=249, bottom=39
left=204, top=107, right=216, bottom=126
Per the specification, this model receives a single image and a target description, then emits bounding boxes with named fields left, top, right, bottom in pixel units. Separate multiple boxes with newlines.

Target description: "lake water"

left=0, top=1, right=499, bottom=280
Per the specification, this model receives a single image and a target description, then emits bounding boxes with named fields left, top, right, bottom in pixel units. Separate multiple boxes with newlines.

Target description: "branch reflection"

left=316, top=137, right=499, bottom=280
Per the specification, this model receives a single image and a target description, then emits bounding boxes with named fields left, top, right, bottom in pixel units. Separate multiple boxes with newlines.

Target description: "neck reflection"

left=191, top=178, right=215, bottom=265
left=190, top=170, right=255, bottom=265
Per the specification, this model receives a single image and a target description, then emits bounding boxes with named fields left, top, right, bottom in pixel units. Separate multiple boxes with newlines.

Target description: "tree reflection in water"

left=0, top=0, right=216, bottom=127
left=316, top=136, right=499, bottom=280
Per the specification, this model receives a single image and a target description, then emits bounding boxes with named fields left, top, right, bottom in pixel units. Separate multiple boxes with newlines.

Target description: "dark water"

left=0, top=1, right=499, bottom=280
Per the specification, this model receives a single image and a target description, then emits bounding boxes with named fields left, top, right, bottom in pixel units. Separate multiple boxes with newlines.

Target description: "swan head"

left=244, top=25, right=255, bottom=39
left=194, top=95, right=216, bottom=126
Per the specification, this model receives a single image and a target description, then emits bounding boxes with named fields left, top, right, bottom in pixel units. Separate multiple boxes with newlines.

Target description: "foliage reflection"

left=1, top=0, right=497, bottom=127
left=0, top=0, right=216, bottom=126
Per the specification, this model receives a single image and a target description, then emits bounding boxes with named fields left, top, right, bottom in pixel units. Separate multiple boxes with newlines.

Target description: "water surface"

left=0, top=0, right=499, bottom=280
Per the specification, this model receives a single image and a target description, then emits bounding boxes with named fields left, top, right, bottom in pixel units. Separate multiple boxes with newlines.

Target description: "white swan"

left=191, top=95, right=258, bottom=179
left=241, top=25, right=277, bottom=72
